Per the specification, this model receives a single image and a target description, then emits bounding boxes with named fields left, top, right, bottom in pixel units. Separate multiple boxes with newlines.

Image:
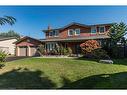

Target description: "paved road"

left=5, top=56, right=30, bottom=62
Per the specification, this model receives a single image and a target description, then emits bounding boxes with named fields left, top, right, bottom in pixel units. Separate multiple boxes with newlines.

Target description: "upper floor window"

left=49, top=31, right=53, bottom=37
left=68, top=29, right=80, bottom=36
left=49, top=30, right=59, bottom=37
left=68, top=29, right=74, bottom=36
left=75, top=29, right=80, bottom=35
left=99, top=26, right=105, bottom=33
left=91, top=26, right=97, bottom=34
left=54, top=30, right=59, bottom=37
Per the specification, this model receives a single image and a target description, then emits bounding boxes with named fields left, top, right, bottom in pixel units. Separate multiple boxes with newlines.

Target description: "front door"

left=75, top=44, right=81, bottom=54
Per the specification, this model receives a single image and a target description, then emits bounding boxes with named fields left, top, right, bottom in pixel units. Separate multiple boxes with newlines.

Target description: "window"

left=52, top=31, right=55, bottom=36
left=68, top=29, right=74, bottom=36
left=75, top=29, right=80, bottom=35
left=99, top=26, right=105, bottom=33
left=49, top=31, right=53, bottom=37
left=49, top=30, right=59, bottom=37
left=91, top=26, right=97, bottom=34
left=54, top=30, right=59, bottom=37
left=68, top=29, right=80, bottom=36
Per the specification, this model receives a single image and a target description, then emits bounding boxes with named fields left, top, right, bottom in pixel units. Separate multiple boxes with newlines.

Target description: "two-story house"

left=15, top=22, right=113, bottom=56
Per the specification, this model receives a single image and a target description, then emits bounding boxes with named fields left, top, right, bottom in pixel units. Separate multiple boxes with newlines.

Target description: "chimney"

left=48, top=25, right=51, bottom=31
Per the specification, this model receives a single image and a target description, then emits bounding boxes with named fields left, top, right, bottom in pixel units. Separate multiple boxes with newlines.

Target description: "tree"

left=80, top=40, right=101, bottom=53
left=0, top=16, right=16, bottom=26
left=108, top=22, right=127, bottom=46
left=0, top=30, right=20, bottom=39
left=108, top=22, right=127, bottom=58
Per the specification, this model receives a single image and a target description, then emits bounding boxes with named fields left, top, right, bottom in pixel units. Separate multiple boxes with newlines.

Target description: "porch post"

left=16, top=46, right=20, bottom=56
left=27, top=46, right=31, bottom=56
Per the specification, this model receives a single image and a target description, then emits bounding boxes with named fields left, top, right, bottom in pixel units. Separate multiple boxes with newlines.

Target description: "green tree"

left=0, top=16, right=16, bottom=25
left=108, top=22, right=127, bottom=58
left=0, top=30, right=20, bottom=39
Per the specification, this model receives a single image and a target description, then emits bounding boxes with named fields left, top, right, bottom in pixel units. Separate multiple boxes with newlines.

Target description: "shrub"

left=67, top=47, right=73, bottom=56
left=0, top=50, right=7, bottom=62
left=63, top=48, right=68, bottom=55
left=80, top=40, right=100, bottom=53
left=37, top=45, right=46, bottom=56
left=92, top=48, right=110, bottom=59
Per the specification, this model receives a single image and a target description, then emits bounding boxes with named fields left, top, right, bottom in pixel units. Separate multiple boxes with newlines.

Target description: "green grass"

left=0, top=58, right=127, bottom=89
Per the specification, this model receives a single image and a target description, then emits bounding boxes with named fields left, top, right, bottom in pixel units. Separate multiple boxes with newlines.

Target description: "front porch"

left=41, top=38, right=106, bottom=56
left=43, top=41, right=82, bottom=56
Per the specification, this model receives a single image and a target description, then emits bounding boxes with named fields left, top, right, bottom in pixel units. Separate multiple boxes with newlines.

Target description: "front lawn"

left=0, top=58, right=127, bottom=89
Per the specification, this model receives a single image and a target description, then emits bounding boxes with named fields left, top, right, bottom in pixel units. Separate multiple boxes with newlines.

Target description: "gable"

left=15, top=36, right=42, bottom=46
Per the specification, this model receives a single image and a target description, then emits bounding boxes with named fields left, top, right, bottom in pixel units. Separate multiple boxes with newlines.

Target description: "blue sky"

left=0, top=6, right=127, bottom=39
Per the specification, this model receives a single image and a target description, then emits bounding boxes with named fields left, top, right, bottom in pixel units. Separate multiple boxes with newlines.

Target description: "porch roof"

left=40, top=35, right=110, bottom=42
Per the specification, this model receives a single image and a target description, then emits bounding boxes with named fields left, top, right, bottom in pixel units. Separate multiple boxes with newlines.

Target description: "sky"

left=0, top=6, right=127, bottom=39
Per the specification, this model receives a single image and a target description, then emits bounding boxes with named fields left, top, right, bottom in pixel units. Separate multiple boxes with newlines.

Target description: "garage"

left=14, top=36, right=42, bottom=56
left=19, top=46, right=27, bottom=56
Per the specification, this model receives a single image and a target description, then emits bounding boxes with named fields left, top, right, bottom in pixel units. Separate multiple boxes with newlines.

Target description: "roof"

left=0, top=37, right=17, bottom=41
left=42, top=22, right=114, bottom=32
left=40, top=35, right=110, bottom=42
left=14, top=36, right=42, bottom=44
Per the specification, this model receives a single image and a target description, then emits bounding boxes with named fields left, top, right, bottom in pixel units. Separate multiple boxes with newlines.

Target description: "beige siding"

left=0, top=39, right=17, bottom=55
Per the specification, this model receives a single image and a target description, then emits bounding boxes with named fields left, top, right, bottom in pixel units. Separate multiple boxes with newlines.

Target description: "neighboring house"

left=15, top=22, right=113, bottom=56
left=0, top=37, right=17, bottom=55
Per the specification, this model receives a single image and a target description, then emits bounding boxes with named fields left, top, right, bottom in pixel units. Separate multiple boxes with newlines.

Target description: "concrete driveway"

left=5, top=56, right=30, bottom=62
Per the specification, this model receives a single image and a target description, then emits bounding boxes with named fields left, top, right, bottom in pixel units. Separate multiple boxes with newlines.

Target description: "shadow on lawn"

left=1, top=67, right=127, bottom=89
left=61, top=72, right=127, bottom=89
left=113, top=58, right=127, bottom=66
left=0, top=68, right=56, bottom=89
left=75, top=57, right=98, bottom=62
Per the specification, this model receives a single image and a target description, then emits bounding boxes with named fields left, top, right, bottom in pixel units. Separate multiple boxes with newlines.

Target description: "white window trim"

left=54, top=30, right=59, bottom=37
left=68, top=29, right=74, bottom=36
left=75, top=28, right=80, bottom=35
left=99, top=26, right=105, bottom=34
left=91, top=26, right=97, bottom=34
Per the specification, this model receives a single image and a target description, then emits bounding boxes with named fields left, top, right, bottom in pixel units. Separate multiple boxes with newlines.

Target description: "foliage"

left=107, top=22, right=127, bottom=58
left=0, top=30, right=20, bottom=39
left=55, top=43, right=61, bottom=55
left=0, top=16, right=16, bottom=26
left=37, top=45, right=46, bottom=56
left=67, top=47, right=73, bottom=56
left=92, top=48, right=110, bottom=59
left=0, top=50, right=7, bottom=62
left=63, top=48, right=68, bottom=55
left=108, top=22, right=127, bottom=44
left=80, top=40, right=101, bottom=53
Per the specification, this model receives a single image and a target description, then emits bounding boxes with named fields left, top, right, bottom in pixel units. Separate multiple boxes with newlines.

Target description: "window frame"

left=99, top=26, right=105, bottom=34
left=68, top=29, right=74, bottom=36
left=54, top=30, right=59, bottom=37
left=75, top=28, right=80, bottom=35
left=91, top=26, right=97, bottom=34
left=49, top=31, right=53, bottom=37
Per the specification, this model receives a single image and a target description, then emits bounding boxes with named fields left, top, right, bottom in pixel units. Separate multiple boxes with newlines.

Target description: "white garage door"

left=19, top=46, right=27, bottom=56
